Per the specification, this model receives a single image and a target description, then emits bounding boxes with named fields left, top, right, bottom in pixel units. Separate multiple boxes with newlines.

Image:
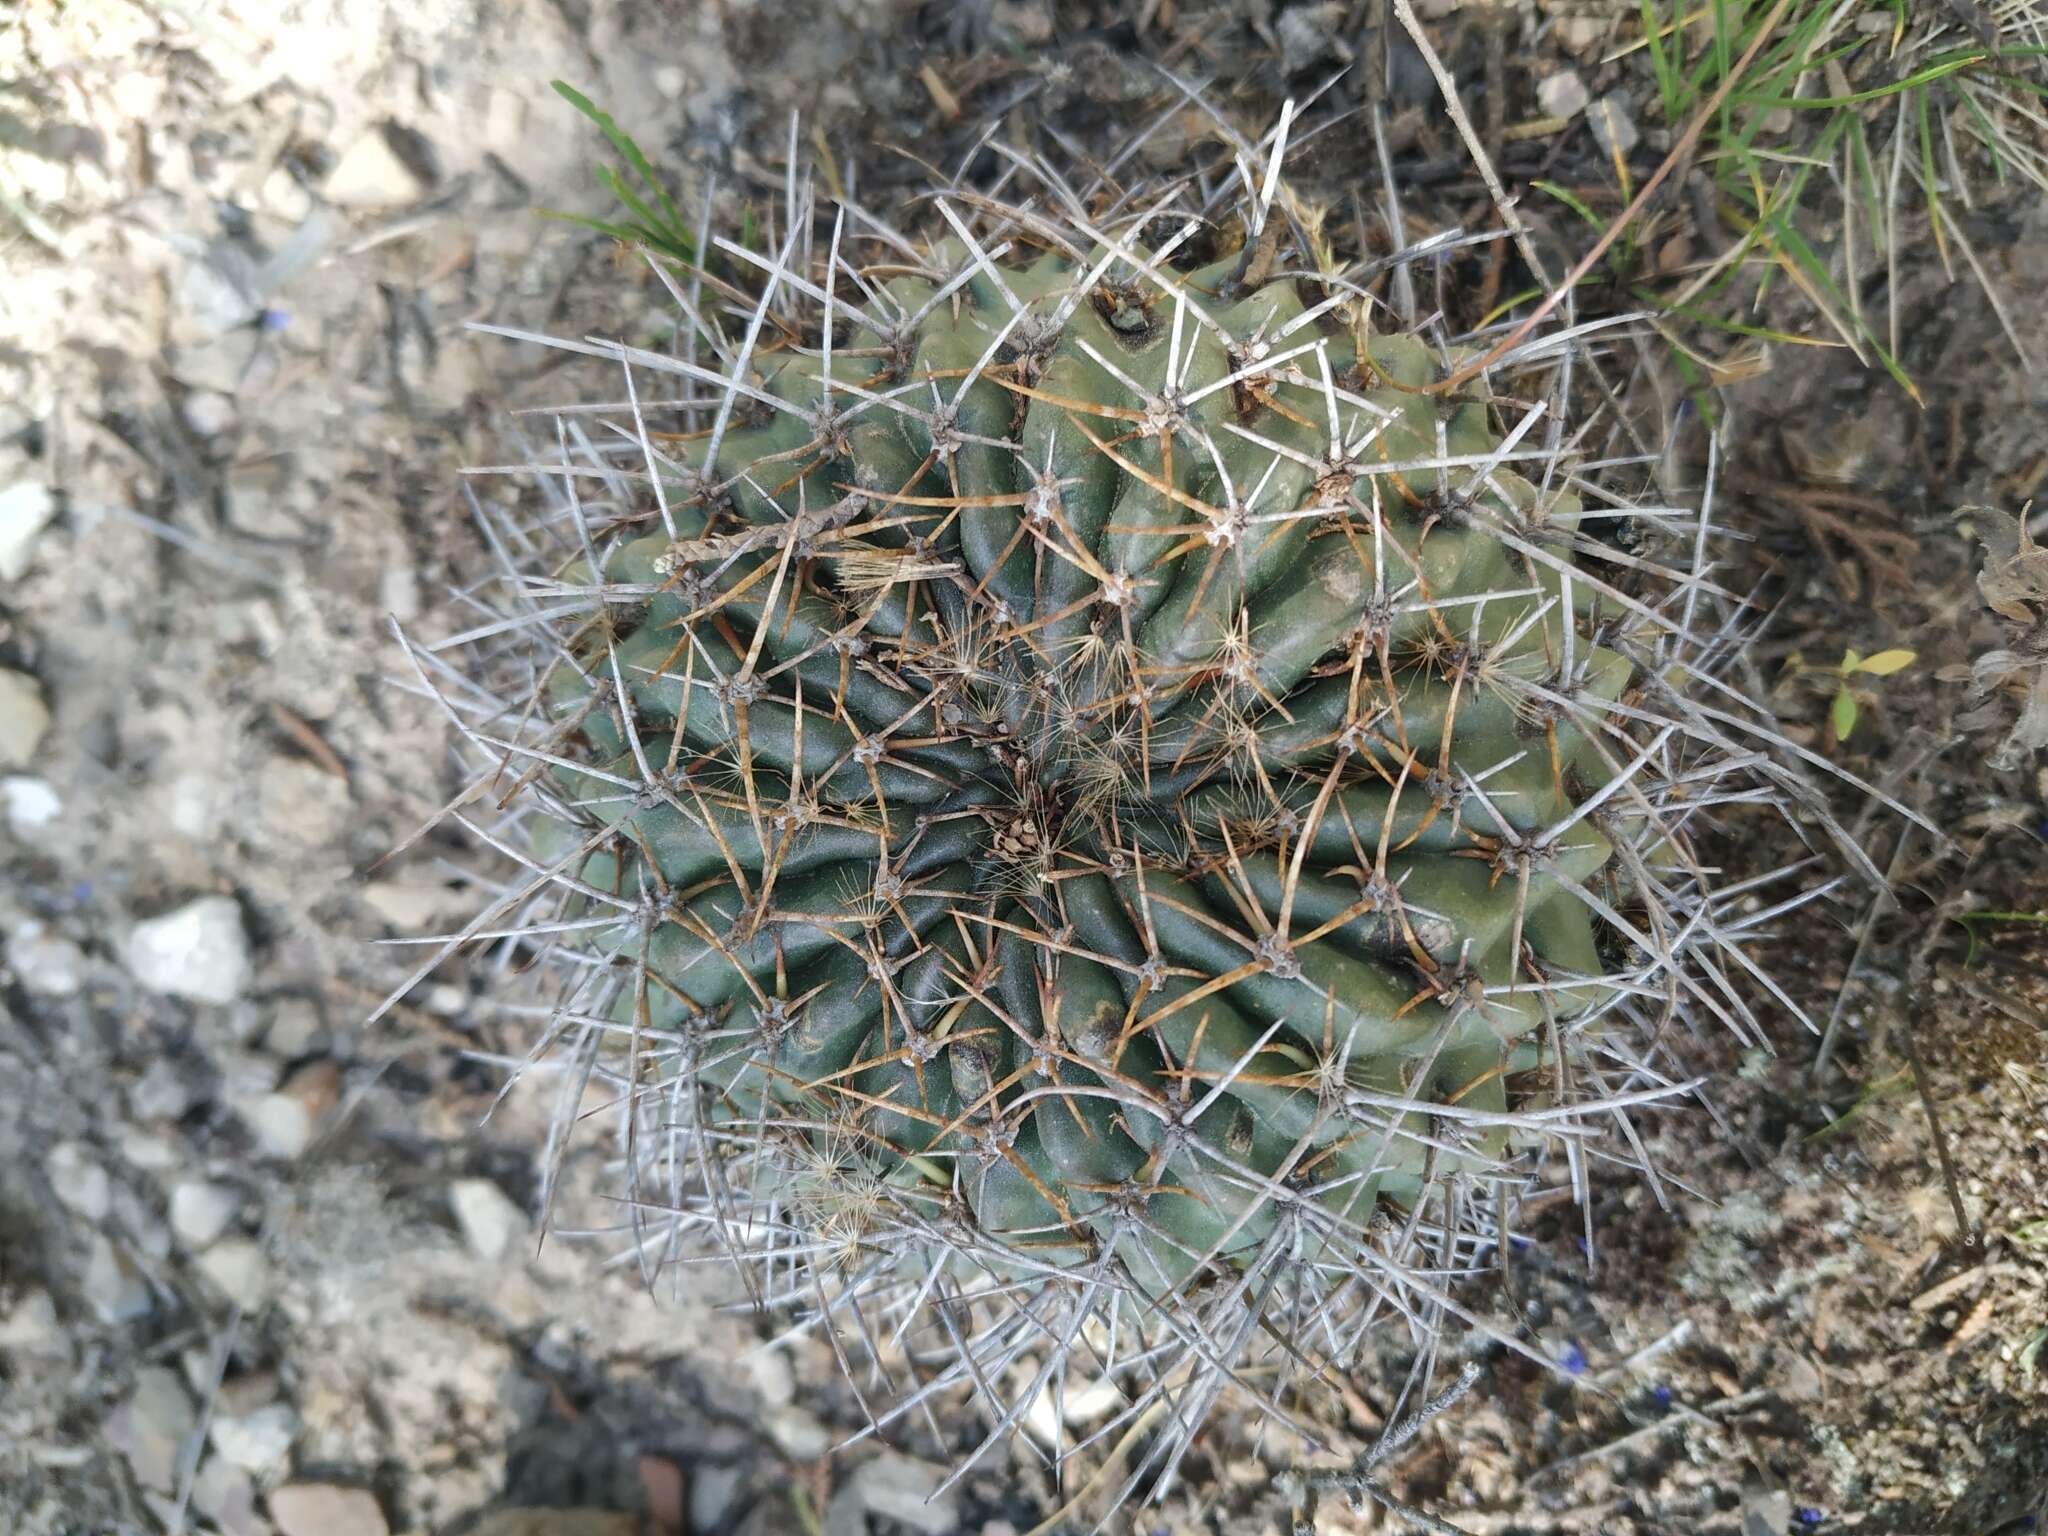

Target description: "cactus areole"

left=423, top=109, right=1775, bottom=1494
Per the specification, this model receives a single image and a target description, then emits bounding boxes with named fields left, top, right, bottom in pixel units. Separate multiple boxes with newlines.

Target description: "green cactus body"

left=527, top=232, right=1642, bottom=1302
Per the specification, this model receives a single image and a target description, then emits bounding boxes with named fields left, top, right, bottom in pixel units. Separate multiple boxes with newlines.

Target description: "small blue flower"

left=1559, top=1342, right=1587, bottom=1375
left=1651, top=1384, right=1673, bottom=1405
left=259, top=307, right=291, bottom=333
left=1795, top=1509, right=1823, bottom=1527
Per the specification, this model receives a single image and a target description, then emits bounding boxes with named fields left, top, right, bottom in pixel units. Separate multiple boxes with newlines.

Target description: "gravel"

left=448, top=1177, right=529, bottom=1262
left=170, top=1179, right=242, bottom=1250
left=0, top=480, right=56, bottom=581
left=268, top=1483, right=392, bottom=1536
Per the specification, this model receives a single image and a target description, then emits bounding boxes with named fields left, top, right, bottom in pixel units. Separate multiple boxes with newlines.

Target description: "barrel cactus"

left=394, top=96, right=1796, bottom=1505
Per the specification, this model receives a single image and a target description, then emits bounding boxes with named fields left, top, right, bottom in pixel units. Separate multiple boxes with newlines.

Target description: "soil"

left=1, top=3, right=2041, bottom=1535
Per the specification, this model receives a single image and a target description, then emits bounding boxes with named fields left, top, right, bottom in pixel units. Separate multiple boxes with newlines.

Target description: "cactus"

left=390, top=94, right=1842, bottom=1505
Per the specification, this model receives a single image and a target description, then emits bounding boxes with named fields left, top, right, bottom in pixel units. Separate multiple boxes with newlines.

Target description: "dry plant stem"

left=1412, top=0, right=1800, bottom=398
left=1903, top=903, right=1981, bottom=1248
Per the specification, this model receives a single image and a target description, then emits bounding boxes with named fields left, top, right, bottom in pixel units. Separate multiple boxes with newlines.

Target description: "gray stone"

left=1538, top=69, right=1590, bottom=120
left=322, top=126, right=429, bottom=208
left=0, top=480, right=56, bottom=582
left=1741, top=1489, right=1793, bottom=1536
left=130, top=1057, right=197, bottom=1122
left=196, top=1236, right=271, bottom=1310
left=106, top=1366, right=197, bottom=1493
left=171, top=1179, right=241, bottom=1250
left=448, top=1177, right=528, bottom=1262
left=6, top=920, right=86, bottom=996
left=82, top=1234, right=155, bottom=1324
left=844, top=1452, right=956, bottom=1535
left=268, top=1483, right=390, bottom=1536
left=50, top=1140, right=111, bottom=1220
left=1, top=773, right=62, bottom=833
left=192, top=1456, right=263, bottom=1536
left=263, top=997, right=329, bottom=1059
left=690, top=1463, right=749, bottom=1534
left=124, top=895, right=253, bottom=1005
left=0, top=668, right=51, bottom=769
left=209, top=1403, right=298, bottom=1474
left=766, top=1405, right=831, bottom=1462
left=743, top=1345, right=795, bottom=1407
left=1588, top=92, right=1639, bottom=158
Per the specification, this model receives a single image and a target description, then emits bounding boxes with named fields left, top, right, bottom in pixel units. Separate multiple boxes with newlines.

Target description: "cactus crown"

left=391, top=98, right=1827, bottom=1507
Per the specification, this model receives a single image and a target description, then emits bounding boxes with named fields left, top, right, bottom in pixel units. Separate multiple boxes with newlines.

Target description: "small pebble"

left=124, top=895, right=254, bottom=1005
left=263, top=996, right=329, bottom=1059
left=182, top=390, right=238, bottom=438
left=0, top=1288, right=70, bottom=1362
left=844, top=1452, right=957, bottom=1535
left=323, top=125, right=431, bottom=208
left=208, top=1402, right=298, bottom=1474
left=1537, top=69, right=1590, bottom=120
left=196, top=1236, right=271, bottom=1310
left=244, top=1059, right=339, bottom=1158
left=0, top=480, right=57, bottom=582
left=766, top=1405, right=831, bottom=1462
left=50, top=1139, right=112, bottom=1220
left=171, top=1179, right=242, bottom=1250
left=192, top=1457, right=263, bottom=1536
left=82, top=1233, right=155, bottom=1324
left=130, top=1057, right=197, bottom=1122
left=0, top=668, right=51, bottom=769
left=6, top=920, right=86, bottom=996
left=1, top=774, right=62, bottom=833
left=268, top=1483, right=391, bottom=1536
left=1587, top=91, right=1639, bottom=158
left=690, top=1463, right=748, bottom=1533
left=448, top=1177, right=529, bottom=1262
left=106, top=1366, right=197, bottom=1493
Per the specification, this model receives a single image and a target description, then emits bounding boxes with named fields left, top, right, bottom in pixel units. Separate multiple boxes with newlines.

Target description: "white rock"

left=261, top=165, right=314, bottom=223
left=483, top=87, right=528, bottom=154
left=1588, top=92, right=1639, bottom=158
left=1538, top=69, right=1590, bottom=120
left=0, top=481, right=56, bottom=582
left=183, top=390, right=238, bottom=438
left=448, top=1177, right=528, bottom=1262
left=209, top=1403, right=298, bottom=1474
left=0, top=668, right=51, bottom=769
left=2, top=774, right=61, bottom=833
left=124, top=895, right=252, bottom=1005
left=653, top=67, right=686, bottom=101
left=83, top=1234, right=155, bottom=1324
left=49, top=1139, right=111, bottom=1220
left=196, top=1236, right=271, bottom=1310
left=323, top=127, right=429, bottom=208
left=130, top=1057, right=196, bottom=1121
left=107, top=1366, right=197, bottom=1493
left=6, top=919, right=86, bottom=996
left=0, top=1288, right=69, bottom=1362
left=243, top=1091, right=316, bottom=1159
left=268, top=1483, right=389, bottom=1536
left=171, top=1180, right=241, bottom=1250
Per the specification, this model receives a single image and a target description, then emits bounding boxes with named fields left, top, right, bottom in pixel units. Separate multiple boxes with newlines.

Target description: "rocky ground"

left=2, top=2, right=2043, bottom=1535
